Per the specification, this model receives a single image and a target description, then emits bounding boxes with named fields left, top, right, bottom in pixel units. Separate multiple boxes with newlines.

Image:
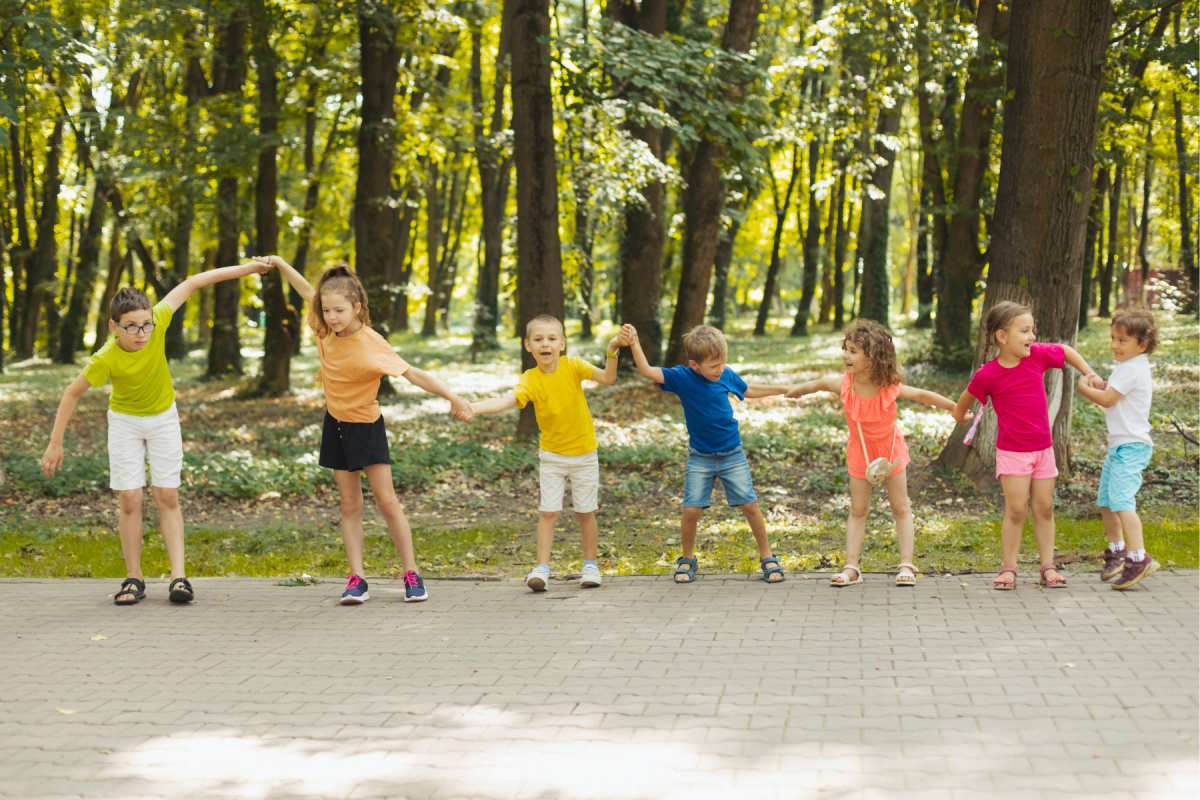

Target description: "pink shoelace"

left=345, top=574, right=363, bottom=590
left=402, top=571, right=420, bottom=588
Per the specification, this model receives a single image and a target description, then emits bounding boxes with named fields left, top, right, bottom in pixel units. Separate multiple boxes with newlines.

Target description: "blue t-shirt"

left=660, top=365, right=748, bottom=453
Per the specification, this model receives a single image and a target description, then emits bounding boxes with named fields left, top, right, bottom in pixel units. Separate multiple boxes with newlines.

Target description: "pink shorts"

left=995, top=446, right=1058, bottom=480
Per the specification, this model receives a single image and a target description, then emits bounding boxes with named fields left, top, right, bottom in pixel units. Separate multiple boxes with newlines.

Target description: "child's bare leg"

left=1100, top=507, right=1124, bottom=547
left=334, top=469, right=367, bottom=575
left=151, top=487, right=186, bottom=579
left=883, top=470, right=915, bottom=566
left=1029, top=478, right=1058, bottom=579
left=1116, top=510, right=1144, bottom=552
left=576, top=511, right=598, bottom=561
left=998, top=475, right=1031, bottom=573
left=536, top=511, right=560, bottom=565
left=364, top=464, right=416, bottom=574
left=117, top=488, right=144, bottom=581
left=836, top=477, right=872, bottom=583
left=680, top=507, right=703, bottom=559
left=738, top=502, right=774, bottom=559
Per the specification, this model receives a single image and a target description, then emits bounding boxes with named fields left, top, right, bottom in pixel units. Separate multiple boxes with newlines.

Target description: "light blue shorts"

left=1097, top=442, right=1153, bottom=513
left=683, top=445, right=758, bottom=508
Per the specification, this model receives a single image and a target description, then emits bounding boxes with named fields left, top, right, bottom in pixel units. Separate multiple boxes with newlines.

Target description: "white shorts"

left=538, top=448, right=600, bottom=514
left=107, top=403, right=184, bottom=491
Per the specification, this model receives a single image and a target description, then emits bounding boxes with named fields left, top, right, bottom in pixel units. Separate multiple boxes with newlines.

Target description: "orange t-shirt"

left=314, top=325, right=409, bottom=423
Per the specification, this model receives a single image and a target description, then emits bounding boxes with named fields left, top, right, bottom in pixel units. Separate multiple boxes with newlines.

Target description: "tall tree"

left=938, top=0, right=1113, bottom=480
left=7, top=120, right=30, bottom=358
left=665, top=0, right=761, bottom=366
left=509, top=0, right=565, bottom=438
left=754, top=143, right=799, bottom=336
left=1099, top=165, right=1122, bottom=317
left=1079, top=167, right=1109, bottom=329
left=856, top=84, right=903, bottom=326
left=1135, top=101, right=1156, bottom=304
left=17, top=116, right=64, bottom=360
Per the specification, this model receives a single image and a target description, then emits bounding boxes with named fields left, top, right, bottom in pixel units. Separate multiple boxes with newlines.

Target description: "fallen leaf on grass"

left=91, top=635, right=106, bottom=641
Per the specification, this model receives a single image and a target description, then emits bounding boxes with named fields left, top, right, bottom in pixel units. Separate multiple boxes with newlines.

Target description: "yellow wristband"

left=606, top=350, right=618, bottom=359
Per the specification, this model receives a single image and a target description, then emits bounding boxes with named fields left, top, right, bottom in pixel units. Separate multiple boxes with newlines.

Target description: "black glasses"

left=117, top=322, right=156, bottom=335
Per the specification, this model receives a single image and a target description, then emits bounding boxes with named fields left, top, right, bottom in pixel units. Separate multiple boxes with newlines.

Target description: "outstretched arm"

left=403, top=366, right=473, bottom=421
left=1062, top=345, right=1103, bottom=388
left=163, top=260, right=274, bottom=312
left=952, top=388, right=978, bottom=425
left=898, top=385, right=956, bottom=413
left=785, top=376, right=840, bottom=399
left=589, top=332, right=628, bottom=386
left=1076, top=374, right=1124, bottom=409
left=744, top=384, right=792, bottom=399
left=258, top=255, right=315, bottom=304
left=471, top=393, right=519, bottom=415
left=626, top=325, right=665, bottom=384
left=40, top=374, right=93, bottom=478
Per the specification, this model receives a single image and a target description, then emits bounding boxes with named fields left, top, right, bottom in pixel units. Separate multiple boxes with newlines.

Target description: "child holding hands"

left=787, top=319, right=967, bottom=587
left=265, top=256, right=472, bottom=604
left=40, top=259, right=274, bottom=605
left=470, top=316, right=631, bottom=591
left=1075, top=308, right=1160, bottom=590
left=952, top=301, right=1102, bottom=590
left=626, top=324, right=791, bottom=585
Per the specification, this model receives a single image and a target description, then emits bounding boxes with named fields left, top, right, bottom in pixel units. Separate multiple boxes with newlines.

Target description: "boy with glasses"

left=40, top=260, right=273, bottom=605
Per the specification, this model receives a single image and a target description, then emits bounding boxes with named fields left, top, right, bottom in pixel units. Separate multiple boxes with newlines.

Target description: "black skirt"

left=318, top=411, right=391, bottom=472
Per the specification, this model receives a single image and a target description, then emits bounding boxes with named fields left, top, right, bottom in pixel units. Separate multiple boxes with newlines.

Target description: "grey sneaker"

left=580, top=563, right=602, bottom=588
left=526, top=565, right=550, bottom=592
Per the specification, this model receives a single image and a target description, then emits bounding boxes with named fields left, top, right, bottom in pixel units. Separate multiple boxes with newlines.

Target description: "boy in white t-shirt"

left=1076, top=308, right=1159, bottom=590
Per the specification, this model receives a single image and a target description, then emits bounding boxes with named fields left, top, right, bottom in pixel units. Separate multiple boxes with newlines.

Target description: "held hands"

left=449, top=395, right=474, bottom=423
left=40, top=442, right=64, bottom=479
left=953, top=409, right=975, bottom=426
left=609, top=324, right=636, bottom=352
left=785, top=385, right=804, bottom=399
left=1079, top=373, right=1107, bottom=391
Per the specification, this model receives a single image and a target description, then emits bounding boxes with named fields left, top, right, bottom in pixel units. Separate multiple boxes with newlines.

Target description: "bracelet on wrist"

left=606, top=350, right=618, bottom=359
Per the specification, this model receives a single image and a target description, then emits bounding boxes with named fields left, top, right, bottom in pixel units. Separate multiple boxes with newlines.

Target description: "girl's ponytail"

left=309, top=264, right=371, bottom=339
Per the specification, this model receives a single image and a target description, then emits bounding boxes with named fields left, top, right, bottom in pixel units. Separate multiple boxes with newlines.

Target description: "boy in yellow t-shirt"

left=471, top=315, right=632, bottom=591
left=40, top=261, right=273, bottom=606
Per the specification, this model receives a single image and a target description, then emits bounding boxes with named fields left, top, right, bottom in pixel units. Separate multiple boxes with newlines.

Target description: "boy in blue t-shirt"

left=626, top=324, right=791, bottom=585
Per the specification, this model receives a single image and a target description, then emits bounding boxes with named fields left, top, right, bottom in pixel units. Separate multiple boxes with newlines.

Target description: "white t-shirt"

left=1104, top=353, right=1153, bottom=448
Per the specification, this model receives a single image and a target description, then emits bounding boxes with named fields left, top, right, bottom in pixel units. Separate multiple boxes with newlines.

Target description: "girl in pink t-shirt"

left=953, top=302, right=1101, bottom=590
left=788, top=320, right=968, bottom=587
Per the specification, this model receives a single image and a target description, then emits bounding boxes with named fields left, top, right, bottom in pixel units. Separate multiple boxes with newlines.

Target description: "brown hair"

left=110, top=287, right=151, bottom=322
left=309, top=264, right=370, bottom=339
left=982, top=300, right=1034, bottom=354
left=683, top=325, right=728, bottom=364
left=1111, top=307, right=1159, bottom=355
left=842, top=319, right=902, bottom=387
left=525, top=314, right=565, bottom=338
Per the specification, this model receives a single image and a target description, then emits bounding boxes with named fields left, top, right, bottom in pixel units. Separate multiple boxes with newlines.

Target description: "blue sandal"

left=760, top=556, right=785, bottom=584
left=674, top=556, right=698, bottom=584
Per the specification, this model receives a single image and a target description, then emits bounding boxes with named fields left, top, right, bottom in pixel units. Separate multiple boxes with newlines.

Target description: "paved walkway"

left=0, top=571, right=1196, bottom=799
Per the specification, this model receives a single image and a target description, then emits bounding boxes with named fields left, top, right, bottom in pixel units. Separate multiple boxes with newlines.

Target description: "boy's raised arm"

left=471, top=393, right=519, bottom=416
left=163, top=260, right=274, bottom=312
left=259, top=255, right=316, bottom=304
left=40, top=373, right=93, bottom=478
left=626, top=326, right=664, bottom=384
left=744, top=384, right=791, bottom=399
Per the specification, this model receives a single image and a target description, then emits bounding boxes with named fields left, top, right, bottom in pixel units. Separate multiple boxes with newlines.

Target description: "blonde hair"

left=309, top=264, right=370, bottom=339
left=982, top=301, right=1033, bottom=355
left=683, top=325, right=728, bottom=364
left=524, top=314, right=564, bottom=338
left=1111, top=308, right=1159, bottom=355
left=842, top=319, right=902, bottom=387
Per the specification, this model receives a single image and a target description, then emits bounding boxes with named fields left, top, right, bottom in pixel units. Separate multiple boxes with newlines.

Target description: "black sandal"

left=114, top=577, right=146, bottom=605
left=168, top=577, right=194, bottom=604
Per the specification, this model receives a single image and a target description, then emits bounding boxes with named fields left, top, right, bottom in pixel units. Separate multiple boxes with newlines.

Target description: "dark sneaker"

left=1112, top=556, right=1160, bottom=590
left=1101, top=548, right=1125, bottom=581
left=340, top=574, right=370, bottom=604
left=402, top=571, right=428, bottom=602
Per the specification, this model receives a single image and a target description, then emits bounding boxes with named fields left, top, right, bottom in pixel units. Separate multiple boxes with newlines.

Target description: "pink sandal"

left=1039, top=564, right=1068, bottom=588
left=992, top=567, right=1017, bottom=590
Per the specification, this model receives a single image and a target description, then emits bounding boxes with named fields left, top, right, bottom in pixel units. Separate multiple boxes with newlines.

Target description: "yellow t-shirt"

left=83, top=301, right=176, bottom=417
left=314, top=324, right=410, bottom=423
left=512, top=356, right=598, bottom=456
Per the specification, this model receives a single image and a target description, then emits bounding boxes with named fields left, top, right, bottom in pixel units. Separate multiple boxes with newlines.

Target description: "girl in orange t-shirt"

left=786, top=320, right=970, bottom=587
left=265, top=257, right=472, bottom=604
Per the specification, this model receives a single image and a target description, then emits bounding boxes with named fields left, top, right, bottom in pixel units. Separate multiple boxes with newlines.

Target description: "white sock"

left=1129, top=549, right=1146, bottom=562
left=1111, top=541, right=1125, bottom=552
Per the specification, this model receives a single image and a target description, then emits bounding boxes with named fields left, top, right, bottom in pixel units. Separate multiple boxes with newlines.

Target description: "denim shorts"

left=1097, top=442, right=1153, bottom=513
left=683, top=445, right=758, bottom=508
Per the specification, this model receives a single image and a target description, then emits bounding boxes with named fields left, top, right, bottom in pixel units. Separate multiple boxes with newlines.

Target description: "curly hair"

left=842, top=319, right=902, bottom=387
left=309, top=264, right=371, bottom=339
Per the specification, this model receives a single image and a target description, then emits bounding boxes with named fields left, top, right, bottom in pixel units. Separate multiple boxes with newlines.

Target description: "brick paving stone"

left=0, top=572, right=1196, bottom=799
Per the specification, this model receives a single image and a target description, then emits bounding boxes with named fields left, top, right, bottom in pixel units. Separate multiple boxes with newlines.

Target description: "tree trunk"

left=93, top=221, right=126, bottom=353
left=471, top=5, right=512, bottom=351
left=709, top=215, right=744, bottom=330
left=18, top=118, right=64, bottom=360
left=1099, top=165, right=1121, bottom=317
left=664, top=0, right=761, bottom=366
left=8, top=121, right=30, bottom=356
left=206, top=11, right=247, bottom=378
left=57, top=181, right=107, bottom=362
left=252, top=6, right=296, bottom=397
left=934, top=0, right=1007, bottom=346
left=1079, top=167, right=1109, bottom=329
left=791, top=127, right=825, bottom=337
left=755, top=146, right=799, bottom=336
left=1175, top=89, right=1196, bottom=312
left=938, top=0, right=1113, bottom=481
left=390, top=178, right=419, bottom=332
left=422, top=157, right=443, bottom=336
left=832, top=167, right=849, bottom=329
left=509, top=0, right=565, bottom=439
left=1136, top=102, right=1155, bottom=305
left=857, top=100, right=901, bottom=326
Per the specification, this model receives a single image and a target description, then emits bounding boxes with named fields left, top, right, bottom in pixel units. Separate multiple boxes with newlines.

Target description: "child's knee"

left=340, top=493, right=364, bottom=515
left=573, top=510, right=595, bottom=524
left=1031, top=497, right=1054, bottom=519
left=539, top=510, right=561, bottom=523
left=889, top=498, right=912, bottom=519
left=375, top=493, right=402, bottom=518
left=681, top=507, right=704, bottom=523
left=849, top=498, right=871, bottom=519
left=118, top=489, right=142, bottom=514
left=152, top=487, right=180, bottom=511
left=1004, top=503, right=1028, bottom=524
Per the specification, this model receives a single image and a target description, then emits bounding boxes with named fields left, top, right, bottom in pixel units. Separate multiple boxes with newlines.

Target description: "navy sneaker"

left=340, top=574, right=369, bottom=605
left=402, top=571, right=428, bottom=602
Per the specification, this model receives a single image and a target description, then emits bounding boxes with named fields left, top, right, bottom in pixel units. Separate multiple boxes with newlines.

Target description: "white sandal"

left=831, top=565, right=863, bottom=586
left=895, top=563, right=917, bottom=587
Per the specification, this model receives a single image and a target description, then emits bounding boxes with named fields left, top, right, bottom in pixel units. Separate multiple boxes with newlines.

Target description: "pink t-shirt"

left=966, top=342, right=1065, bottom=452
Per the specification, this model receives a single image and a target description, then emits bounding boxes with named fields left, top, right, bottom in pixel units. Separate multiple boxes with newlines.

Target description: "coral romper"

left=842, top=374, right=910, bottom=481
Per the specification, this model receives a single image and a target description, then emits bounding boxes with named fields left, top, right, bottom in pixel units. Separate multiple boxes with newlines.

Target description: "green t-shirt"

left=83, top=301, right=176, bottom=417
